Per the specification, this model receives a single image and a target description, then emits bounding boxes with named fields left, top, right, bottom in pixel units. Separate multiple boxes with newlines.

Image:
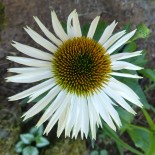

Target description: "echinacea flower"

left=7, top=10, right=143, bottom=139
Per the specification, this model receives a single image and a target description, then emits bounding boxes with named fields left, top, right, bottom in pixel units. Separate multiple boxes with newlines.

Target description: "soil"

left=0, top=0, right=155, bottom=155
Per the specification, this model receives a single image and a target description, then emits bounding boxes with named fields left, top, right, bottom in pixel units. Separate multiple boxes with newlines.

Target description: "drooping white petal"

left=44, top=93, right=70, bottom=135
left=65, top=95, right=78, bottom=137
left=111, top=72, right=142, bottom=79
left=80, top=97, right=89, bottom=138
left=8, top=67, right=50, bottom=74
left=112, top=61, right=143, bottom=70
left=98, top=91, right=122, bottom=127
left=36, top=90, right=67, bottom=127
left=99, top=21, right=117, bottom=44
left=111, top=50, right=143, bottom=61
left=67, top=10, right=76, bottom=37
left=24, top=27, right=57, bottom=53
left=28, top=80, right=56, bottom=103
left=33, top=16, right=62, bottom=46
left=12, top=41, right=52, bottom=61
left=87, top=98, right=97, bottom=140
left=7, top=56, right=51, bottom=67
left=8, top=79, right=53, bottom=101
left=22, top=85, right=60, bottom=120
left=72, top=96, right=82, bottom=139
left=103, top=85, right=136, bottom=114
left=57, top=98, right=71, bottom=137
left=87, top=16, right=100, bottom=38
left=91, top=94, right=116, bottom=130
left=72, top=11, right=82, bottom=37
left=6, top=70, right=52, bottom=83
left=103, top=30, right=126, bottom=49
left=110, top=78, right=143, bottom=107
left=107, top=29, right=136, bottom=54
left=51, top=11, right=69, bottom=41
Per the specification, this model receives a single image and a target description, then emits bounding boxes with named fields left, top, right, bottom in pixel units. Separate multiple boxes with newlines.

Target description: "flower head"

left=7, top=10, right=143, bottom=139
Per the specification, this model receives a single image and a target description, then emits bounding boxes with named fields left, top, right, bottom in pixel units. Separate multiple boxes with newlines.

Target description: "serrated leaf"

left=22, top=146, right=39, bottom=155
left=35, top=136, right=49, bottom=148
left=15, top=141, right=25, bottom=153
left=128, top=125, right=155, bottom=154
left=131, top=23, right=150, bottom=41
left=20, top=133, right=35, bottom=144
left=139, top=69, right=155, bottom=83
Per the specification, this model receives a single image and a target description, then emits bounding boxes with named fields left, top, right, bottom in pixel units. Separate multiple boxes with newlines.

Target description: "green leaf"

left=103, top=124, right=143, bottom=155
left=35, top=136, right=49, bottom=148
left=20, top=133, right=35, bottom=145
left=100, top=149, right=108, bottom=155
left=90, top=150, right=99, bottom=155
left=116, top=107, right=134, bottom=133
left=123, top=42, right=137, bottom=52
left=128, top=125, right=155, bottom=154
left=139, top=69, right=155, bottom=83
left=93, top=21, right=108, bottom=41
left=30, top=125, right=44, bottom=136
left=15, top=141, right=25, bottom=153
left=123, top=24, right=131, bottom=33
left=131, top=23, right=150, bottom=41
left=22, top=146, right=39, bottom=155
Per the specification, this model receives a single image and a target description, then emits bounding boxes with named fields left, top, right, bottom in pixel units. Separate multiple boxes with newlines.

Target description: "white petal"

left=87, top=16, right=100, bottom=38
left=72, top=96, right=82, bottom=139
left=24, top=27, right=57, bottom=53
left=51, top=11, right=69, bottom=41
left=80, top=97, right=89, bottom=138
left=33, top=16, right=62, bottom=46
left=98, top=91, right=122, bottom=127
left=111, top=72, right=142, bottom=79
left=8, top=67, right=49, bottom=74
left=91, top=94, right=116, bottom=130
left=65, top=95, right=78, bottom=137
left=44, top=93, right=70, bottom=135
left=110, top=50, right=143, bottom=61
left=109, top=78, right=143, bottom=107
left=23, top=85, right=60, bottom=120
left=107, top=29, right=136, bottom=54
left=28, top=80, right=56, bottom=103
left=112, top=61, right=143, bottom=70
left=12, top=41, right=52, bottom=61
left=57, top=99, right=71, bottom=137
left=7, top=56, right=51, bottom=67
left=99, top=21, right=117, bottom=44
left=6, top=70, right=52, bottom=83
left=87, top=98, right=97, bottom=140
left=67, top=10, right=76, bottom=37
left=72, top=12, right=82, bottom=37
left=36, top=90, right=66, bottom=127
left=8, top=79, right=53, bottom=101
left=103, top=86, right=136, bottom=114
left=103, top=30, right=126, bottom=49
left=87, top=97, right=102, bottom=128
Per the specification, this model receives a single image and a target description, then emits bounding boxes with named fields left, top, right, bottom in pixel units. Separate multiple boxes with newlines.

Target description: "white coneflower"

left=7, top=10, right=143, bottom=140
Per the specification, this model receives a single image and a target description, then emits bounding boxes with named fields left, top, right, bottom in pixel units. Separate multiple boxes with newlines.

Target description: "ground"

left=0, top=0, right=155, bottom=155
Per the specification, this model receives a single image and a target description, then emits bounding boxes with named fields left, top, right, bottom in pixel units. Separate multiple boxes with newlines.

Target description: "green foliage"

left=15, top=126, right=49, bottom=155
left=128, top=125, right=155, bottom=154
